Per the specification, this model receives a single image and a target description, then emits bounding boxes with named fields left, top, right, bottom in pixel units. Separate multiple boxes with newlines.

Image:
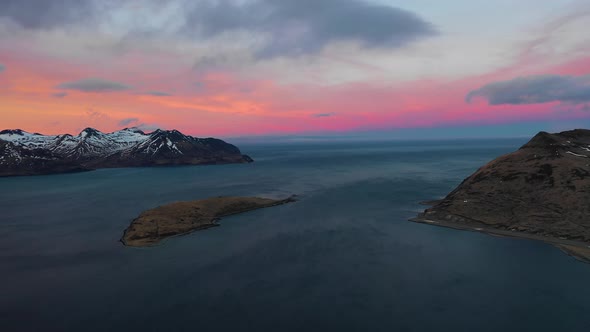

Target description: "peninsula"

left=121, top=196, right=297, bottom=247
left=412, top=129, right=590, bottom=263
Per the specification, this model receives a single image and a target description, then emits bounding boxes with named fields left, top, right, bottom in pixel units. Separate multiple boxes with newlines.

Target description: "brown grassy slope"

left=121, top=196, right=296, bottom=247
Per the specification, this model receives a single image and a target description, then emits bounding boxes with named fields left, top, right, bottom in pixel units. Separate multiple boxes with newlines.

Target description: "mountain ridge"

left=0, top=127, right=253, bottom=176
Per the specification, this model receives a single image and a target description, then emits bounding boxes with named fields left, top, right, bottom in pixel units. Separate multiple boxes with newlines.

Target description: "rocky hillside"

left=0, top=128, right=253, bottom=176
left=415, top=129, right=590, bottom=244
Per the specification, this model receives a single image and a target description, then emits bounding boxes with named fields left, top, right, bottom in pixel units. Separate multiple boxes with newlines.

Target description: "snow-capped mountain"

left=0, top=128, right=253, bottom=176
left=0, top=139, right=88, bottom=176
left=0, top=129, right=59, bottom=149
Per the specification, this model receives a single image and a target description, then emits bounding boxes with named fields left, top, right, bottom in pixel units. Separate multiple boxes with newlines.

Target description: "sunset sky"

left=1, top=0, right=590, bottom=139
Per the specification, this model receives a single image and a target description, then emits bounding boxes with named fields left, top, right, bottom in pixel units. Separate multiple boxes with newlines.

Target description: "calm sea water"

left=2, top=139, right=590, bottom=332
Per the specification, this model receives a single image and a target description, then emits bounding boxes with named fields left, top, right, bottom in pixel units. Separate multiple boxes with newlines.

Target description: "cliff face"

left=0, top=128, right=253, bottom=176
left=416, top=129, right=590, bottom=242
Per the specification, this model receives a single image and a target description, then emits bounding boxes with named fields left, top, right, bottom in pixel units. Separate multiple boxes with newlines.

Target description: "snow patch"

left=566, top=151, right=588, bottom=158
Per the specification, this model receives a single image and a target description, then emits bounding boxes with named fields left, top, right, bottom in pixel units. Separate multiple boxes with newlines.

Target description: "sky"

left=1, top=0, right=590, bottom=139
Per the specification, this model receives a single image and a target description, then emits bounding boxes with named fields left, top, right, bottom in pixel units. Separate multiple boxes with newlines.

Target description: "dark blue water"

left=2, top=139, right=590, bottom=332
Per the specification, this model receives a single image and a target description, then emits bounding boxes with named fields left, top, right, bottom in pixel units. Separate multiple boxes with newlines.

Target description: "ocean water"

left=2, top=139, right=590, bottom=332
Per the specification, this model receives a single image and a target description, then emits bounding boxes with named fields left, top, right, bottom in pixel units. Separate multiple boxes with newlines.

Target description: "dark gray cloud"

left=143, top=91, right=172, bottom=96
left=193, top=55, right=229, bottom=72
left=118, top=117, right=139, bottom=126
left=56, top=78, right=132, bottom=92
left=136, top=123, right=162, bottom=132
left=467, top=74, right=590, bottom=105
left=0, top=64, right=5, bottom=72
left=1, top=0, right=434, bottom=58
left=0, top=0, right=97, bottom=29
left=313, top=112, right=336, bottom=118
left=51, top=92, right=68, bottom=98
left=186, top=0, right=435, bottom=57
left=117, top=118, right=161, bottom=131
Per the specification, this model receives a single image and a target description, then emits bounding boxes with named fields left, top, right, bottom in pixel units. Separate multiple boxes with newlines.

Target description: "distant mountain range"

left=0, top=128, right=253, bottom=176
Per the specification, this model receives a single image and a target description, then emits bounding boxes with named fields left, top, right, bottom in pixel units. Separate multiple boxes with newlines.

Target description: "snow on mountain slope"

left=48, top=134, right=80, bottom=155
left=0, top=127, right=150, bottom=159
left=109, top=128, right=148, bottom=146
left=68, top=128, right=119, bottom=159
left=129, top=129, right=190, bottom=156
left=0, top=129, right=59, bottom=149
left=0, top=127, right=252, bottom=176
left=0, top=140, right=24, bottom=165
left=0, top=139, right=89, bottom=176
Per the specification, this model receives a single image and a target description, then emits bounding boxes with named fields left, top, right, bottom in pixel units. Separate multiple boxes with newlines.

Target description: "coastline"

left=120, top=223, right=220, bottom=247
left=409, top=216, right=590, bottom=264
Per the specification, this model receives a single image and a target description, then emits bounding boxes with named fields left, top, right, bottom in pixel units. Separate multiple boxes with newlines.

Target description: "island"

left=121, top=196, right=297, bottom=247
left=412, top=129, right=590, bottom=263
left=0, top=128, right=253, bottom=177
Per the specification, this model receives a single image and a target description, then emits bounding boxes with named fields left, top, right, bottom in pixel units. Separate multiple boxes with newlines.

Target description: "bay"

left=1, top=138, right=589, bottom=331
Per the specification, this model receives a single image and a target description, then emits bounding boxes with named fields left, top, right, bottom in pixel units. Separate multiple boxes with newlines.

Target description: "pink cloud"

left=1, top=41, right=590, bottom=137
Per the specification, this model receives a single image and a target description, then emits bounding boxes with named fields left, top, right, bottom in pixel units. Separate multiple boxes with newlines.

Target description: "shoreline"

left=409, top=216, right=590, bottom=264
left=120, top=223, right=220, bottom=247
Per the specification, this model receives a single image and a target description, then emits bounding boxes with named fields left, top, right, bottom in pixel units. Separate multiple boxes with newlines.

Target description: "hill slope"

left=413, top=129, right=590, bottom=261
